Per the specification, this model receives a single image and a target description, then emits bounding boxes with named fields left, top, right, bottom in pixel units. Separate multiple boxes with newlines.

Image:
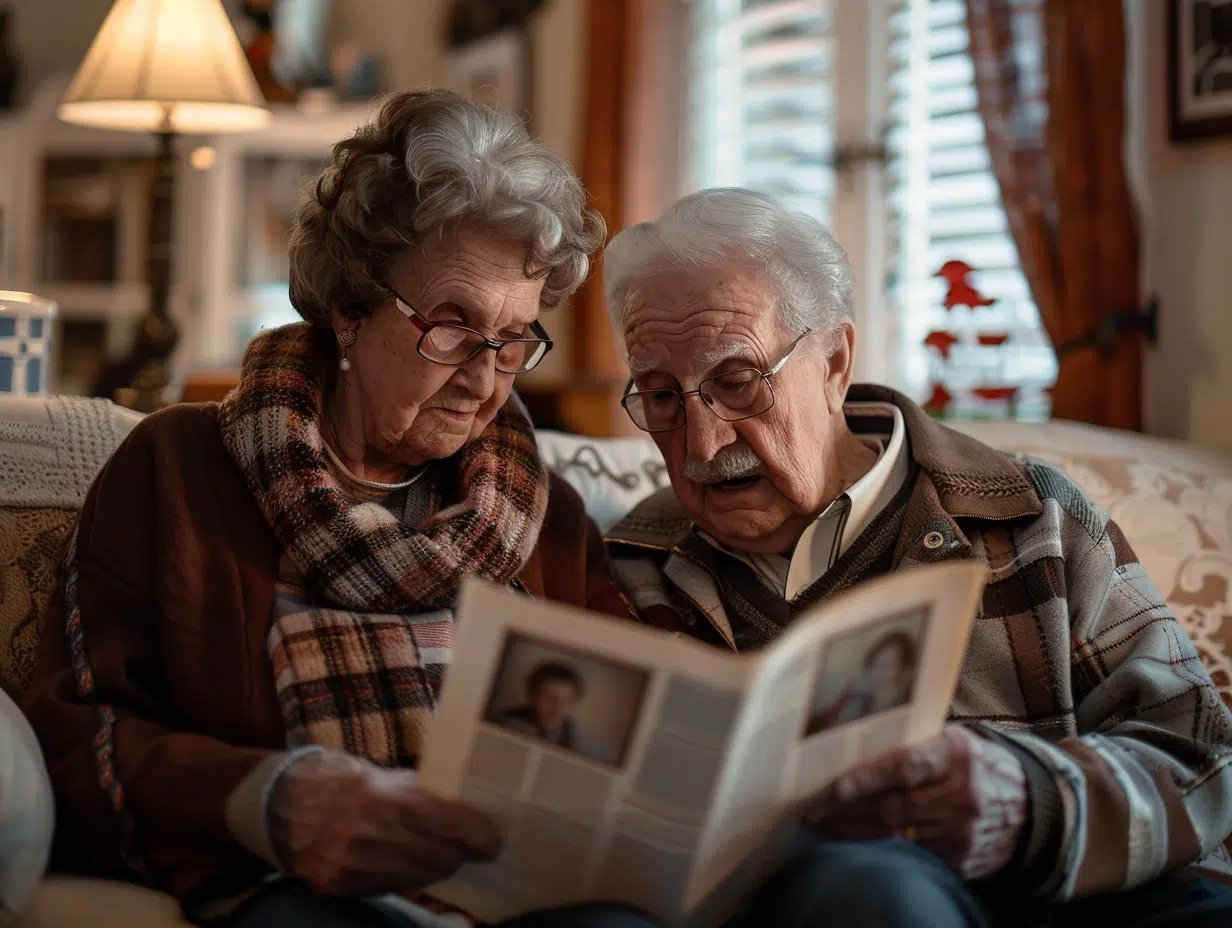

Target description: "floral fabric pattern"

left=1011, top=449, right=1232, bottom=710
left=0, top=507, right=76, bottom=697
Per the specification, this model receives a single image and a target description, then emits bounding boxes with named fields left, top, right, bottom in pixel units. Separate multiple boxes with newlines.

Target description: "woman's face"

left=334, top=223, right=546, bottom=466
left=867, top=645, right=907, bottom=693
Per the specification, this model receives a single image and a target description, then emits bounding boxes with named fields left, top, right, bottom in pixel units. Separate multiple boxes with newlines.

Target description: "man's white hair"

left=603, top=188, right=854, bottom=339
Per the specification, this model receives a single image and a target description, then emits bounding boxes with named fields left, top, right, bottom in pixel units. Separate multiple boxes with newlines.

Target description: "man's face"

left=622, top=263, right=853, bottom=554
left=531, top=680, right=580, bottom=733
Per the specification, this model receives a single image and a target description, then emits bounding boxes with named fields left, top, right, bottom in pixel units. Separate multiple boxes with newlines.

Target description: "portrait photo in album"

left=483, top=633, right=651, bottom=768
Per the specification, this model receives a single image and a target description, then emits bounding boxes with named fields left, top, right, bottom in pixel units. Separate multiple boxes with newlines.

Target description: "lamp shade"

left=58, top=0, right=271, bottom=134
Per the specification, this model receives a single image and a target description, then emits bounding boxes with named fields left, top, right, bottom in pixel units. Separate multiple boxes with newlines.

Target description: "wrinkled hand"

left=268, top=751, right=502, bottom=896
left=804, top=725, right=1028, bottom=880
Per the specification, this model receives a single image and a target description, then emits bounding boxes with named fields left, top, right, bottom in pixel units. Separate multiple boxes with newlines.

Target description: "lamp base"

left=113, top=384, right=169, bottom=415
left=106, top=129, right=178, bottom=414
left=103, top=307, right=179, bottom=413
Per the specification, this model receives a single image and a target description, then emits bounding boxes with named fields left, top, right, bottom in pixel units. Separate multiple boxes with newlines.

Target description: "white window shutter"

left=689, top=0, right=838, bottom=224
left=886, top=0, right=1056, bottom=419
left=686, top=0, right=1057, bottom=420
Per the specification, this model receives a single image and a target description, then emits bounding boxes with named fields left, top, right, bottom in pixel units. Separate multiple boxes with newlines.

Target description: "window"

left=690, top=0, right=836, bottom=224
left=686, top=0, right=1057, bottom=419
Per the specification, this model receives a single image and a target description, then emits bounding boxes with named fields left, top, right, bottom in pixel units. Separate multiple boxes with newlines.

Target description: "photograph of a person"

left=484, top=635, right=649, bottom=767
left=804, top=607, right=929, bottom=737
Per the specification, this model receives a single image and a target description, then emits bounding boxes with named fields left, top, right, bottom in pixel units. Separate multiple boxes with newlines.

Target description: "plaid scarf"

left=217, top=323, right=549, bottom=765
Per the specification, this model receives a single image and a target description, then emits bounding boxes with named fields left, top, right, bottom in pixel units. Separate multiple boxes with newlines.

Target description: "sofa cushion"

left=0, top=397, right=142, bottom=700
left=0, top=508, right=77, bottom=698
left=536, top=430, right=669, bottom=533
left=954, top=421, right=1232, bottom=711
left=18, top=877, right=189, bottom=928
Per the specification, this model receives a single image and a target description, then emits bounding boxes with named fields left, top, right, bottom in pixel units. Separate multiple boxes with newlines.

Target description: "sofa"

left=2, top=395, right=1231, bottom=926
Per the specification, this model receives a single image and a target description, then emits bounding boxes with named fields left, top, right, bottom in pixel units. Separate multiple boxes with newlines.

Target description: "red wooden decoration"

left=923, top=383, right=952, bottom=414
left=935, top=260, right=997, bottom=311
left=972, top=386, right=1017, bottom=402
left=924, top=330, right=960, bottom=360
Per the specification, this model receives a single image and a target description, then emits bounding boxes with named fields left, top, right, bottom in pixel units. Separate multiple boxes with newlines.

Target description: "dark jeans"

left=224, top=843, right=1232, bottom=928
left=223, top=880, right=658, bottom=928
left=738, top=838, right=1232, bottom=928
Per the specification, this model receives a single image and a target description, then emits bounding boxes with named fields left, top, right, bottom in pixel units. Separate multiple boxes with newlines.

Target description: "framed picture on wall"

left=439, top=28, right=529, bottom=121
left=1169, top=0, right=1232, bottom=141
left=446, top=0, right=543, bottom=46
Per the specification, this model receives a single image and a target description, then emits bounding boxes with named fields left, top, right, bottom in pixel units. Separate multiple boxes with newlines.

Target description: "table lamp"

left=57, top=0, right=271, bottom=412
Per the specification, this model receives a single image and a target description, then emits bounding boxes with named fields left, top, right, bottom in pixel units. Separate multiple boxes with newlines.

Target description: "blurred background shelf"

left=0, top=73, right=380, bottom=399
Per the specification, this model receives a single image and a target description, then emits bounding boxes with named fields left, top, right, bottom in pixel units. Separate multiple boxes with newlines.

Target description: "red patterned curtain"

left=965, top=0, right=1143, bottom=429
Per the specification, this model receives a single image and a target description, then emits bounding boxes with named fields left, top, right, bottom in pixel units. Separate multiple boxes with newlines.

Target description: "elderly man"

left=603, top=188, right=1232, bottom=927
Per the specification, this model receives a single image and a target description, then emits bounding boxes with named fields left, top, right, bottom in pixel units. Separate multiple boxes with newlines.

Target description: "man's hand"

left=268, top=751, right=503, bottom=897
left=804, top=724, right=1028, bottom=880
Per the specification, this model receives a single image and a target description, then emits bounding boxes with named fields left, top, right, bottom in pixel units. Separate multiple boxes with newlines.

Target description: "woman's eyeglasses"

left=621, top=331, right=812, bottom=433
left=391, top=289, right=553, bottom=375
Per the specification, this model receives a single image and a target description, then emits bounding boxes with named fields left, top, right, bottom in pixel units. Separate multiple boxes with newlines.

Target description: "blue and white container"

left=0, top=291, right=57, bottom=396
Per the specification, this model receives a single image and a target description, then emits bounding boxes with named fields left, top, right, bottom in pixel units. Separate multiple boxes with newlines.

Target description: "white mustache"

left=683, top=445, right=764, bottom=484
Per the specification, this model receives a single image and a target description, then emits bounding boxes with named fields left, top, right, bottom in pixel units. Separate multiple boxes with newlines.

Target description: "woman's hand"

left=268, top=751, right=503, bottom=896
left=803, top=724, right=1028, bottom=879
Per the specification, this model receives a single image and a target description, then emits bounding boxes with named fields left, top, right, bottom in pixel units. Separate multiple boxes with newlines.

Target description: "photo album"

left=416, top=561, right=986, bottom=927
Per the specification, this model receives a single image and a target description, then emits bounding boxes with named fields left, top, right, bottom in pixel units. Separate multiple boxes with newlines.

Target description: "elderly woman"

left=23, top=91, right=656, bottom=928
left=811, top=631, right=916, bottom=731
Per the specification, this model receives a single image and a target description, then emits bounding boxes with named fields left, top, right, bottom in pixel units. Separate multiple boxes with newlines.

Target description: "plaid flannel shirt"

left=605, top=385, right=1232, bottom=901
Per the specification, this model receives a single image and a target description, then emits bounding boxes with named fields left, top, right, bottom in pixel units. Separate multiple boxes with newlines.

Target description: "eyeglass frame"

left=389, top=286, right=554, bottom=374
left=620, top=330, right=813, bottom=433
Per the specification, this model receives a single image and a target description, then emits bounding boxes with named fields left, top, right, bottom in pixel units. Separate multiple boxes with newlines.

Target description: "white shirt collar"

left=698, top=401, right=910, bottom=600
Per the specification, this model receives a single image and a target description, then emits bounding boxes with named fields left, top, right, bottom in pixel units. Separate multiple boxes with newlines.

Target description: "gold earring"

left=337, top=327, right=357, bottom=371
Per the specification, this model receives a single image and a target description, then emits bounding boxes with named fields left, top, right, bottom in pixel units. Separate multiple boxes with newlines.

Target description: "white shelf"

left=197, top=101, right=369, bottom=368
left=0, top=71, right=374, bottom=383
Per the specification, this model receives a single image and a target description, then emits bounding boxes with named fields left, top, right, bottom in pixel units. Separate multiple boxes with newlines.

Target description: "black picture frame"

left=1169, top=0, right=1232, bottom=141
left=447, top=0, right=545, bottom=48
left=439, top=27, right=537, bottom=135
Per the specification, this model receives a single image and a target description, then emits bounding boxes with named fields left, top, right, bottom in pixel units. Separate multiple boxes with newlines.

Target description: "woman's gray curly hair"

left=288, top=90, right=606, bottom=327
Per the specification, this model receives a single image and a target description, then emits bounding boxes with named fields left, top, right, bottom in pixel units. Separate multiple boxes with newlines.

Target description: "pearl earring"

left=337, top=328, right=357, bottom=371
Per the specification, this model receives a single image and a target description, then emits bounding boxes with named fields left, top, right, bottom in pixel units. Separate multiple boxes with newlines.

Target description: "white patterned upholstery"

left=536, top=430, right=669, bottom=532
left=954, top=421, right=1232, bottom=710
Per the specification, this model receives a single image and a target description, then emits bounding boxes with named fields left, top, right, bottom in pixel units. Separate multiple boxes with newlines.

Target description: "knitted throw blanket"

left=0, top=395, right=143, bottom=508
left=217, top=323, right=549, bottom=764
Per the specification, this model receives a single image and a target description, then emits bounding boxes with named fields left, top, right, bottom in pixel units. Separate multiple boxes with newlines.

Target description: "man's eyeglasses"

left=621, top=332, right=812, bottom=433
left=391, top=288, right=553, bottom=375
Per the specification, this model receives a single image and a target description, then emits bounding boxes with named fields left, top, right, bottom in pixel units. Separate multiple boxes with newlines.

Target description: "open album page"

left=416, top=579, right=757, bottom=925
left=684, top=561, right=985, bottom=909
